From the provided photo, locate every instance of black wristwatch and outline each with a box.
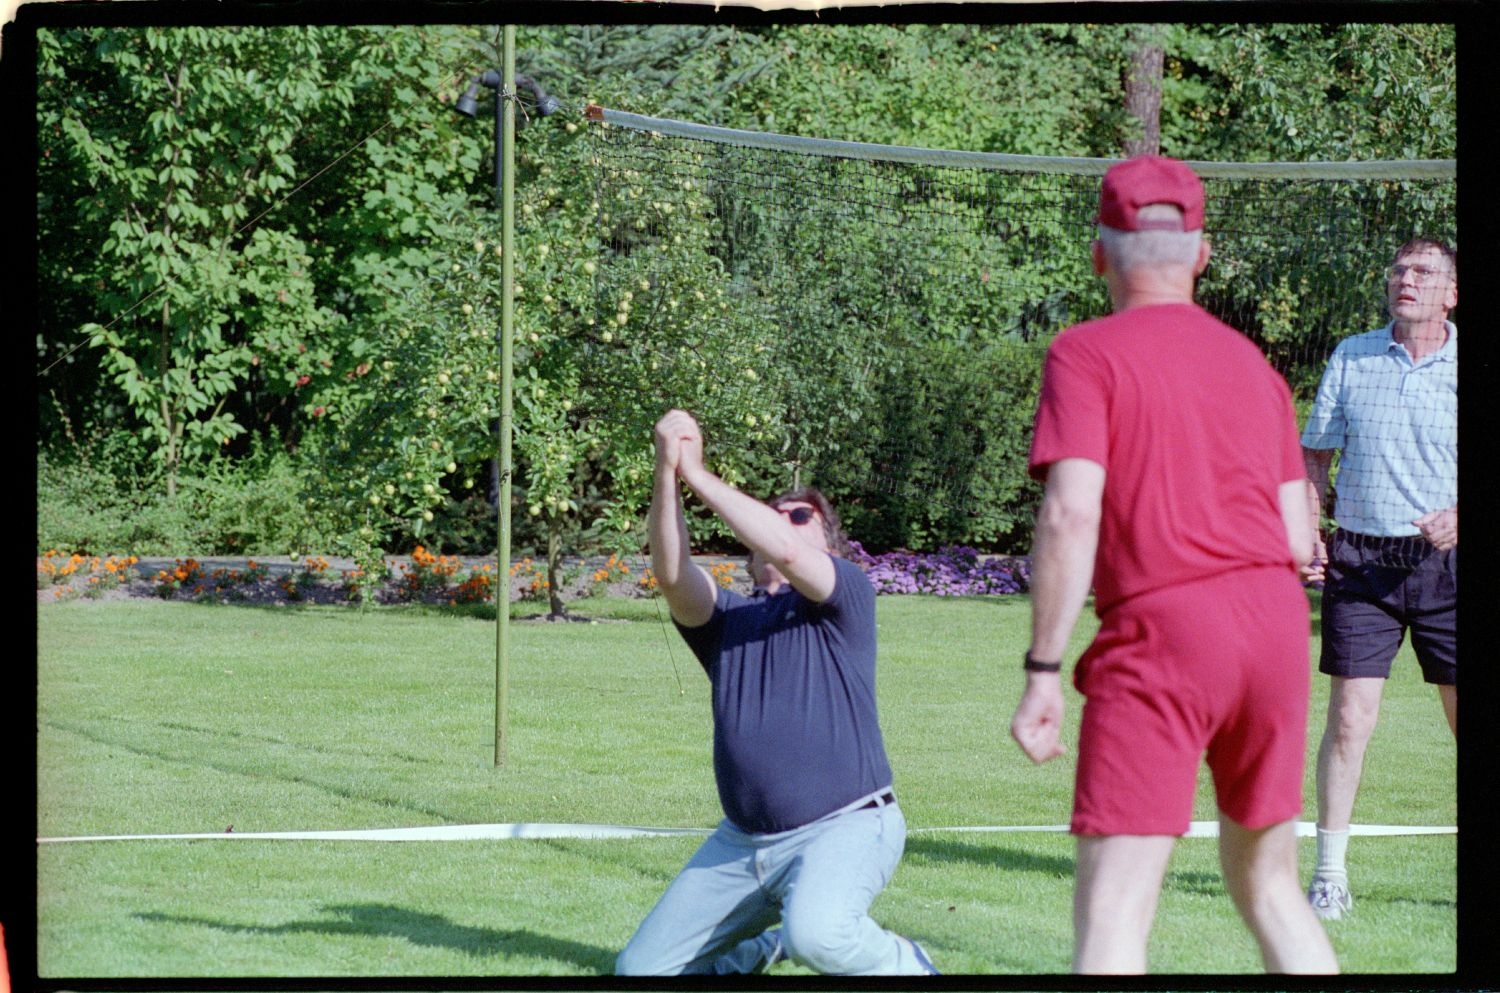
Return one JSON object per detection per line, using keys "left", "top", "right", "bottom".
{"left": 1023, "top": 651, "right": 1062, "bottom": 673}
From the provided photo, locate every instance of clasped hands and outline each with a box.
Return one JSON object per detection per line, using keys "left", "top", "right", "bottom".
{"left": 655, "top": 408, "right": 707, "bottom": 482}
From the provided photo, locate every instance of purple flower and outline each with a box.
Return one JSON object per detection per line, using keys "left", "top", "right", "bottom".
{"left": 853, "top": 545, "right": 1031, "bottom": 597}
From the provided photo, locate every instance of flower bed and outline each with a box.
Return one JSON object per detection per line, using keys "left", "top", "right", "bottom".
{"left": 36, "top": 550, "right": 141, "bottom": 601}
{"left": 849, "top": 541, "right": 1031, "bottom": 597}
{"left": 37, "top": 544, "right": 1033, "bottom": 607}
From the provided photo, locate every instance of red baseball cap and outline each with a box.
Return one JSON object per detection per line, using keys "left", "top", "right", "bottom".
{"left": 1097, "top": 155, "right": 1205, "bottom": 232}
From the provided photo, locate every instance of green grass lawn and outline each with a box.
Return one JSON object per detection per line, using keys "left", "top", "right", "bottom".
{"left": 36, "top": 593, "right": 1456, "bottom": 976}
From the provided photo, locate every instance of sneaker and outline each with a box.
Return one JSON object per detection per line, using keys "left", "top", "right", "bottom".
{"left": 1308, "top": 876, "right": 1353, "bottom": 920}
{"left": 900, "top": 935, "right": 941, "bottom": 976}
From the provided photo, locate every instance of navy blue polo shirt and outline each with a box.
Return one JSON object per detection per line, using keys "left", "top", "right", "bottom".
{"left": 675, "top": 557, "right": 894, "bottom": 834}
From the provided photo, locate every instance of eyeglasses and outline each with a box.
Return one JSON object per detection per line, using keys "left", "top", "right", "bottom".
{"left": 776, "top": 506, "right": 817, "bottom": 525}
{"left": 1386, "top": 263, "right": 1453, "bottom": 283}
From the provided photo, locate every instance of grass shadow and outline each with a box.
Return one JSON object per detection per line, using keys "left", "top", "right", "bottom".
{"left": 1164, "top": 869, "right": 1224, "bottom": 898}
{"left": 137, "top": 903, "right": 615, "bottom": 971}
{"left": 903, "top": 836, "right": 1073, "bottom": 876}
{"left": 1383, "top": 894, "right": 1457, "bottom": 912}
{"left": 46, "top": 716, "right": 462, "bottom": 823}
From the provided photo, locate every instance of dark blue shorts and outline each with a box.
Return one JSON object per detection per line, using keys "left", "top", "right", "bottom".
{"left": 1319, "top": 528, "right": 1456, "bottom": 685}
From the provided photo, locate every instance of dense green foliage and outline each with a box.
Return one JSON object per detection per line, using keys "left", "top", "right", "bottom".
{"left": 36, "top": 435, "right": 343, "bottom": 556}
{"left": 35, "top": 21, "right": 1457, "bottom": 559}
{"left": 38, "top": 27, "right": 357, "bottom": 494}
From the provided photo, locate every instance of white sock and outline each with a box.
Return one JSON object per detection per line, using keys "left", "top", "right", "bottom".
{"left": 1314, "top": 827, "right": 1350, "bottom": 882}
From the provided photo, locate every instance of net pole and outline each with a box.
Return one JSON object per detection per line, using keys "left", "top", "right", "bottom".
{"left": 495, "top": 24, "right": 516, "bottom": 769}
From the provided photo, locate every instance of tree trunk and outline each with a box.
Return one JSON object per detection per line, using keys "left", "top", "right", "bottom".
{"left": 1123, "top": 29, "right": 1164, "bottom": 157}
{"left": 160, "top": 298, "right": 178, "bottom": 500}
{"left": 546, "top": 519, "right": 567, "bottom": 618}
{"left": 160, "top": 61, "right": 188, "bottom": 501}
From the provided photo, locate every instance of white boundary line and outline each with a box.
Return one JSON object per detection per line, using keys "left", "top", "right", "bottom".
{"left": 37, "top": 821, "right": 1455, "bottom": 844}
{"left": 925, "top": 822, "right": 1458, "bottom": 839}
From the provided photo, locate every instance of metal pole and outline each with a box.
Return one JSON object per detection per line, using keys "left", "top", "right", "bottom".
{"left": 495, "top": 25, "right": 516, "bottom": 768}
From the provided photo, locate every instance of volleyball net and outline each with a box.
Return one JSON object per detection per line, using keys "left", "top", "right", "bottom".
{"left": 586, "top": 107, "right": 1455, "bottom": 550}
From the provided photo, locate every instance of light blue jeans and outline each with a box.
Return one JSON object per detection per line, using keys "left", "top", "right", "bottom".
{"left": 615, "top": 794, "right": 929, "bottom": 975}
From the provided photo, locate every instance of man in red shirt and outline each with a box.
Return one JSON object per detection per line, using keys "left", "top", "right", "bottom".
{"left": 1010, "top": 156, "right": 1338, "bottom": 974}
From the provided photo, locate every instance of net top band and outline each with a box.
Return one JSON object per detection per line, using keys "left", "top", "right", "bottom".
{"left": 586, "top": 105, "right": 1456, "bottom": 182}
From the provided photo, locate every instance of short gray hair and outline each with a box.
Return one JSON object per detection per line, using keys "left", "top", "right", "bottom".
{"left": 1097, "top": 204, "right": 1202, "bottom": 273}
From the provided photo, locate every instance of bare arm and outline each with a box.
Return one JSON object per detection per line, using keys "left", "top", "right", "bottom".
{"left": 1279, "top": 479, "right": 1314, "bottom": 568}
{"left": 1028, "top": 458, "right": 1105, "bottom": 663}
{"left": 648, "top": 414, "right": 717, "bottom": 627}
{"left": 1300, "top": 446, "right": 1335, "bottom": 582}
{"left": 1302, "top": 446, "right": 1335, "bottom": 508}
{"left": 1011, "top": 458, "right": 1104, "bottom": 765}
{"left": 665, "top": 410, "right": 838, "bottom": 603}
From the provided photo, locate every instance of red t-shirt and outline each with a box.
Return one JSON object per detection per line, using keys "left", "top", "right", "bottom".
{"left": 1028, "top": 302, "right": 1305, "bottom": 614}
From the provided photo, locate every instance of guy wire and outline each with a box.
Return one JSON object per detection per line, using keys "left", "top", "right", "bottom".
{"left": 649, "top": 573, "right": 686, "bottom": 696}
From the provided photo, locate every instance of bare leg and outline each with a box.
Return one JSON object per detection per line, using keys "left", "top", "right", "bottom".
{"left": 1219, "top": 816, "right": 1339, "bottom": 973}
{"left": 1072, "top": 835, "right": 1176, "bottom": 974}
{"left": 1438, "top": 683, "right": 1456, "bottom": 736}
{"left": 1315, "top": 676, "right": 1385, "bottom": 831}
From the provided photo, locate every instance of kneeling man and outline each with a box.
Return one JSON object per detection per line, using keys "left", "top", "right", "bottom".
{"left": 615, "top": 409, "right": 937, "bottom": 977}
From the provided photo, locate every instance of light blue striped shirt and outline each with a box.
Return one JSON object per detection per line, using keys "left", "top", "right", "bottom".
{"left": 1301, "top": 321, "right": 1457, "bottom": 537}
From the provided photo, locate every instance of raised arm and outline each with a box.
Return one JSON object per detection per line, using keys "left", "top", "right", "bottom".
{"left": 648, "top": 412, "right": 718, "bottom": 627}
{"left": 665, "top": 409, "right": 838, "bottom": 603}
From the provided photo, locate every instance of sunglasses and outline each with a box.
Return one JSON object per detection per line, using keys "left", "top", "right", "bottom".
{"left": 776, "top": 506, "right": 817, "bottom": 525}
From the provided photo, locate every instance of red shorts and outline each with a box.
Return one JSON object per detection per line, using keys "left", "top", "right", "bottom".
{"left": 1071, "top": 566, "right": 1310, "bottom": 836}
